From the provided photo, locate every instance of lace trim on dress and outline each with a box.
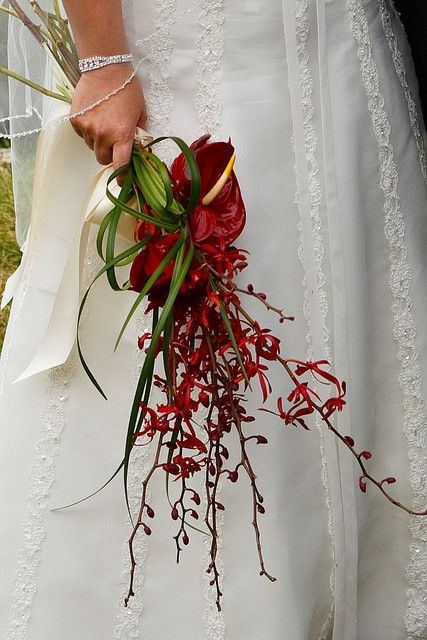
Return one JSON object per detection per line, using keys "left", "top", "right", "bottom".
{"left": 349, "top": 1, "right": 427, "bottom": 637}
{"left": 379, "top": 0, "right": 427, "bottom": 183}
{"left": 0, "top": 225, "right": 97, "bottom": 640}
{"left": 114, "top": 2, "right": 178, "bottom": 636}
{"left": 141, "top": 0, "right": 177, "bottom": 165}
{"left": 195, "top": 1, "right": 226, "bottom": 637}
{"left": 113, "top": 312, "right": 153, "bottom": 639}
{"left": 195, "top": 0, "right": 225, "bottom": 138}
{"left": 293, "top": 2, "right": 336, "bottom": 637}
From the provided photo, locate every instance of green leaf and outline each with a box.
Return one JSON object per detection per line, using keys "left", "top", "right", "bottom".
{"left": 146, "top": 137, "right": 201, "bottom": 215}
{"left": 122, "top": 235, "right": 195, "bottom": 517}
{"left": 113, "top": 233, "right": 185, "bottom": 352}
{"left": 77, "top": 239, "right": 148, "bottom": 398}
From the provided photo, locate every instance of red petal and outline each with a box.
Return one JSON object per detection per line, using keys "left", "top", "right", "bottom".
{"left": 130, "top": 251, "right": 147, "bottom": 292}
{"left": 189, "top": 205, "right": 217, "bottom": 243}
{"left": 195, "top": 140, "right": 235, "bottom": 196}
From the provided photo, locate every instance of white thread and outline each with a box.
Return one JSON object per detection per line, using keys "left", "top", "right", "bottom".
{"left": 379, "top": 0, "right": 427, "bottom": 182}
{"left": 349, "top": 1, "right": 427, "bottom": 637}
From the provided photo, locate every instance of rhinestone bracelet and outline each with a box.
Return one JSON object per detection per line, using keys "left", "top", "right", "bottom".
{"left": 78, "top": 53, "right": 134, "bottom": 73}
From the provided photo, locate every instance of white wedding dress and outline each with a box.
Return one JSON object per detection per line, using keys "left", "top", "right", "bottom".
{"left": 1, "top": 1, "right": 427, "bottom": 638}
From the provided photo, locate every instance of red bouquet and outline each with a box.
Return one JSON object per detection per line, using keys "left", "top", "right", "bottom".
{"left": 75, "top": 133, "right": 426, "bottom": 611}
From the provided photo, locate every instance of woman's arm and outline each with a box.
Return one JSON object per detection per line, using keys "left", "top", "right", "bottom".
{"left": 63, "top": 0, "right": 147, "bottom": 171}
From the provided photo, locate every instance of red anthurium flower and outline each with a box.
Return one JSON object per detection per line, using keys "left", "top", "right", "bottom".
{"left": 170, "top": 135, "right": 246, "bottom": 249}
{"left": 130, "top": 231, "right": 180, "bottom": 295}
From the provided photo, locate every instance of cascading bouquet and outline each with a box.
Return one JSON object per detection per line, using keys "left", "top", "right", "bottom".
{"left": 74, "top": 133, "right": 427, "bottom": 610}
{"left": 1, "top": 0, "right": 426, "bottom": 614}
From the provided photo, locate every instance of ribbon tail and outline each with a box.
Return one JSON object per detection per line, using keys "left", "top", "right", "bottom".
{"left": 13, "top": 221, "right": 86, "bottom": 383}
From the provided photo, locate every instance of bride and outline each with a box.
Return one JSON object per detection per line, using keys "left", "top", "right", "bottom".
{"left": 0, "top": 0, "right": 426, "bottom": 638}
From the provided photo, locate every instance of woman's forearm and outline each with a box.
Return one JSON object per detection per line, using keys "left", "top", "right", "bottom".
{"left": 63, "top": 0, "right": 147, "bottom": 172}
{"left": 62, "top": 0, "right": 129, "bottom": 58}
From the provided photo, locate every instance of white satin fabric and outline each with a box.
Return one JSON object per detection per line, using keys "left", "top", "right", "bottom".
{"left": 1, "top": 1, "right": 427, "bottom": 638}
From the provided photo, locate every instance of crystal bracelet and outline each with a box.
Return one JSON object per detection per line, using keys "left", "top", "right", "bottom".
{"left": 78, "top": 54, "right": 134, "bottom": 73}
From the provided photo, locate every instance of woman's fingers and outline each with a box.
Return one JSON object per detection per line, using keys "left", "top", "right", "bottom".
{"left": 94, "top": 139, "right": 113, "bottom": 165}
{"left": 112, "top": 138, "right": 134, "bottom": 171}
{"left": 113, "top": 138, "right": 134, "bottom": 185}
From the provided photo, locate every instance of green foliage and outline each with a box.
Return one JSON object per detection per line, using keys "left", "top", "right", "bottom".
{"left": 0, "top": 163, "right": 19, "bottom": 350}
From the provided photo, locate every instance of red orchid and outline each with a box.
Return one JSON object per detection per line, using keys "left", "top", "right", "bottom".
{"left": 171, "top": 134, "right": 246, "bottom": 249}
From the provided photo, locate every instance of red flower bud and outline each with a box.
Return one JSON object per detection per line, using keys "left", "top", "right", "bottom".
{"left": 191, "top": 492, "right": 201, "bottom": 505}
{"left": 359, "top": 451, "right": 372, "bottom": 460}
{"left": 146, "top": 506, "right": 155, "bottom": 518}
{"left": 190, "top": 509, "right": 199, "bottom": 519}
{"left": 171, "top": 507, "right": 179, "bottom": 520}
{"left": 257, "top": 504, "right": 265, "bottom": 514}
{"left": 182, "top": 533, "right": 189, "bottom": 545}
{"left": 359, "top": 476, "right": 367, "bottom": 493}
{"left": 344, "top": 436, "right": 355, "bottom": 447}
{"left": 216, "top": 502, "right": 225, "bottom": 511}
{"left": 142, "top": 523, "right": 152, "bottom": 535}
{"left": 228, "top": 470, "right": 239, "bottom": 482}
{"left": 256, "top": 435, "right": 268, "bottom": 444}
{"left": 382, "top": 477, "right": 396, "bottom": 485}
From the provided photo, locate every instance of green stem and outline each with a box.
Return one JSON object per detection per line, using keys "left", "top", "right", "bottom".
{"left": 0, "top": 65, "right": 70, "bottom": 102}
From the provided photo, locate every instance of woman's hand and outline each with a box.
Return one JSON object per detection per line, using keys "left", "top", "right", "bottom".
{"left": 70, "top": 63, "right": 148, "bottom": 176}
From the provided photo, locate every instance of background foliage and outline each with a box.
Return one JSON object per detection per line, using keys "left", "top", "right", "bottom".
{"left": 0, "top": 163, "right": 20, "bottom": 349}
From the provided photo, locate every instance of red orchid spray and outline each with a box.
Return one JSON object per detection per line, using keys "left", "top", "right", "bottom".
{"left": 73, "top": 134, "right": 427, "bottom": 611}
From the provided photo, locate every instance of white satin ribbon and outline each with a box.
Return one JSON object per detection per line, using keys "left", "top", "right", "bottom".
{"left": 1, "top": 117, "right": 141, "bottom": 383}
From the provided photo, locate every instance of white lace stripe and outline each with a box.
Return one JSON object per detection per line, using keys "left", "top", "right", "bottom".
{"left": 348, "top": 1, "right": 427, "bottom": 637}
{"left": 0, "top": 225, "right": 97, "bottom": 640}
{"left": 194, "top": 1, "right": 227, "bottom": 637}
{"left": 379, "top": 0, "right": 427, "bottom": 183}
{"left": 113, "top": 1, "right": 178, "bottom": 637}
{"left": 292, "top": 1, "right": 338, "bottom": 637}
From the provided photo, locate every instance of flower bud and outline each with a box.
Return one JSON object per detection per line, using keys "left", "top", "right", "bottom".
{"left": 228, "top": 470, "right": 239, "bottom": 482}
{"left": 171, "top": 507, "right": 179, "bottom": 520}
{"left": 359, "top": 451, "right": 372, "bottom": 460}
{"left": 216, "top": 502, "right": 225, "bottom": 510}
{"left": 191, "top": 492, "right": 201, "bottom": 505}
{"left": 256, "top": 435, "right": 268, "bottom": 444}
{"left": 344, "top": 436, "right": 355, "bottom": 447}
{"left": 257, "top": 504, "right": 265, "bottom": 514}
{"left": 359, "top": 476, "right": 367, "bottom": 493}
{"left": 146, "top": 506, "right": 155, "bottom": 518}
{"left": 142, "top": 523, "right": 152, "bottom": 535}
{"left": 182, "top": 533, "right": 189, "bottom": 545}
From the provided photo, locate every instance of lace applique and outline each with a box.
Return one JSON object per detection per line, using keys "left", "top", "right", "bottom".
{"left": 113, "top": 311, "right": 153, "bottom": 639}
{"left": 140, "top": 0, "right": 177, "bottom": 165}
{"left": 195, "top": 0, "right": 225, "bottom": 138}
{"left": 1, "top": 225, "right": 98, "bottom": 640}
{"left": 114, "top": 2, "right": 178, "bottom": 636}
{"left": 379, "top": 0, "right": 427, "bottom": 182}
{"left": 349, "top": 1, "right": 427, "bottom": 636}
{"left": 194, "top": 2, "right": 226, "bottom": 637}
{"left": 293, "top": 3, "right": 336, "bottom": 637}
